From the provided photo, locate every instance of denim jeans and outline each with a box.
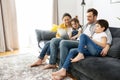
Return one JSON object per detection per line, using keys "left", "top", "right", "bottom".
{"left": 62, "top": 34, "right": 103, "bottom": 70}
{"left": 78, "top": 34, "right": 103, "bottom": 56}
{"left": 49, "top": 38, "right": 63, "bottom": 65}
{"left": 62, "top": 48, "right": 78, "bottom": 70}
{"left": 38, "top": 41, "right": 50, "bottom": 60}
{"left": 59, "top": 40, "right": 79, "bottom": 69}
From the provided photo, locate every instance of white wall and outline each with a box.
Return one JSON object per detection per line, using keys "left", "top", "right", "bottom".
{"left": 58, "top": 0, "right": 120, "bottom": 27}
{"left": 92, "top": 0, "right": 120, "bottom": 27}
{"left": 76, "top": 0, "right": 93, "bottom": 25}
{"left": 58, "top": 0, "right": 93, "bottom": 25}
{"left": 58, "top": 0, "right": 77, "bottom": 24}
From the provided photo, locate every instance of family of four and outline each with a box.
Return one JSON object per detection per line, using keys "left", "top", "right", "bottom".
{"left": 31, "top": 8, "right": 112, "bottom": 80}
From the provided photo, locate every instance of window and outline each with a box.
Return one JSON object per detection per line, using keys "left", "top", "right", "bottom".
{"left": 15, "top": 0, "right": 53, "bottom": 49}
{"left": 111, "top": 0, "right": 120, "bottom": 3}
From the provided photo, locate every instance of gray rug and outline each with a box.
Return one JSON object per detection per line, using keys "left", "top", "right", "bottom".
{"left": 0, "top": 52, "right": 72, "bottom": 80}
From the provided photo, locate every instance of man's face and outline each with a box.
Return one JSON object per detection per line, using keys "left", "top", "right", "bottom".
{"left": 86, "top": 12, "right": 96, "bottom": 24}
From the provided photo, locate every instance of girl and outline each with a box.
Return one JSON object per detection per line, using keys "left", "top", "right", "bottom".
{"left": 69, "top": 18, "right": 82, "bottom": 40}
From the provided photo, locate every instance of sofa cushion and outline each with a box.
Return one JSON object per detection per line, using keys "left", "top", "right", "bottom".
{"left": 107, "top": 27, "right": 120, "bottom": 58}
{"left": 72, "top": 57, "right": 120, "bottom": 80}
{"left": 109, "top": 27, "right": 120, "bottom": 38}
{"left": 107, "top": 38, "right": 120, "bottom": 58}
{"left": 70, "top": 66, "right": 92, "bottom": 80}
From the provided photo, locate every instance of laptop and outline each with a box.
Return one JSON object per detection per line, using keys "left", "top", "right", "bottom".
{"left": 57, "top": 28, "right": 69, "bottom": 40}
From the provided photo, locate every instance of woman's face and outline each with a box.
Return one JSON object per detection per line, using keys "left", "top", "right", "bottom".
{"left": 71, "top": 21, "right": 79, "bottom": 29}
{"left": 62, "top": 16, "right": 71, "bottom": 26}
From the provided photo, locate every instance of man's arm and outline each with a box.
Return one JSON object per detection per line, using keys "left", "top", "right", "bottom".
{"left": 105, "top": 28, "right": 112, "bottom": 45}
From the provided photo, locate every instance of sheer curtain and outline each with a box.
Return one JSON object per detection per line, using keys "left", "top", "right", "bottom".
{"left": 0, "top": 0, "right": 19, "bottom": 52}
{"left": 15, "top": 0, "right": 53, "bottom": 48}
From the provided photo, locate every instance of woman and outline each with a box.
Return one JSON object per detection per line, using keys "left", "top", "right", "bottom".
{"left": 31, "top": 13, "right": 72, "bottom": 67}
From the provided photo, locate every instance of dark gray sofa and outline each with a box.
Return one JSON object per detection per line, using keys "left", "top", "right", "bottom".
{"left": 35, "top": 27, "right": 120, "bottom": 80}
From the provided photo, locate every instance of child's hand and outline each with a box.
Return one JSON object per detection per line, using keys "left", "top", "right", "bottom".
{"left": 100, "top": 44, "right": 110, "bottom": 57}
{"left": 70, "top": 37, "right": 76, "bottom": 40}
{"left": 100, "top": 46, "right": 109, "bottom": 56}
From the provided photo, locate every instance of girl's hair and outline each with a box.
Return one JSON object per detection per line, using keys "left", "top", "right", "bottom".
{"left": 70, "top": 18, "right": 81, "bottom": 27}
{"left": 96, "top": 19, "right": 109, "bottom": 31}
{"left": 62, "top": 13, "right": 72, "bottom": 19}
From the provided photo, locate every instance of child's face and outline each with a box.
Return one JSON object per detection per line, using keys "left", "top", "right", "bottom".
{"left": 95, "top": 23, "right": 105, "bottom": 33}
{"left": 62, "top": 16, "right": 71, "bottom": 26}
{"left": 71, "top": 21, "right": 79, "bottom": 29}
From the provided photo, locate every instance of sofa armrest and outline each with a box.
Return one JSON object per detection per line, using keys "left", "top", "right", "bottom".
{"left": 35, "top": 29, "right": 56, "bottom": 48}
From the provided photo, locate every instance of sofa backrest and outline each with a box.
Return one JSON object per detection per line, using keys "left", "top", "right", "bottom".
{"left": 107, "top": 27, "right": 120, "bottom": 58}
{"left": 35, "top": 29, "right": 56, "bottom": 42}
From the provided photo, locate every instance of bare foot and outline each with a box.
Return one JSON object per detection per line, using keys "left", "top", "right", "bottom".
{"left": 52, "top": 68, "right": 66, "bottom": 77}
{"left": 30, "top": 59, "right": 42, "bottom": 67}
{"left": 43, "top": 64, "right": 57, "bottom": 69}
{"left": 42, "top": 55, "right": 49, "bottom": 62}
{"left": 71, "top": 53, "right": 84, "bottom": 62}
{"left": 52, "top": 75, "right": 65, "bottom": 80}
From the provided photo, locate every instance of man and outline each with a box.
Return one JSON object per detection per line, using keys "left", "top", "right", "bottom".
{"left": 44, "top": 8, "right": 112, "bottom": 69}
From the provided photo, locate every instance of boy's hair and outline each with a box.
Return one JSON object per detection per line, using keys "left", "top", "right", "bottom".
{"left": 87, "top": 8, "right": 98, "bottom": 16}
{"left": 62, "top": 13, "right": 72, "bottom": 19}
{"left": 96, "top": 19, "right": 109, "bottom": 31}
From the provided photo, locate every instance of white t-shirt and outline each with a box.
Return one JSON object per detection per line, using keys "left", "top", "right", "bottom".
{"left": 92, "top": 32, "right": 107, "bottom": 42}
{"left": 75, "top": 28, "right": 82, "bottom": 40}
{"left": 83, "top": 25, "right": 91, "bottom": 37}
{"left": 66, "top": 27, "right": 72, "bottom": 36}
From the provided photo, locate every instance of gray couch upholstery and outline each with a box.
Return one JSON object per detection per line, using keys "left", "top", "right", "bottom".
{"left": 35, "top": 27, "right": 120, "bottom": 80}
{"left": 35, "top": 29, "right": 56, "bottom": 49}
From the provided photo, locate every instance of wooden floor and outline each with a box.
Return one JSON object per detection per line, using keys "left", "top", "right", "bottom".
{"left": 0, "top": 50, "right": 19, "bottom": 56}
{"left": 0, "top": 47, "right": 37, "bottom": 57}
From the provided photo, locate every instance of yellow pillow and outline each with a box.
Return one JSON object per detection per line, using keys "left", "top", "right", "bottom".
{"left": 51, "top": 24, "right": 59, "bottom": 32}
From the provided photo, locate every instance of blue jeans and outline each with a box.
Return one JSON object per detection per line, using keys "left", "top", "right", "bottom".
{"left": 59, "top": 40, "right": 79, "bottom": 69}
{"left": 62, "top": 34, "right": 103, "bottom": 70}
{"left": 78, "top": 34, "right": 103, "bottom": 56}
{"left": 62, "top": 48, "right": 78, "bottom": 70}
{"left": 38, "top": 41, "right": 50, "bottom": 60}
{"left": 49, "top": 38, "right": 63, "bottom": 65}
